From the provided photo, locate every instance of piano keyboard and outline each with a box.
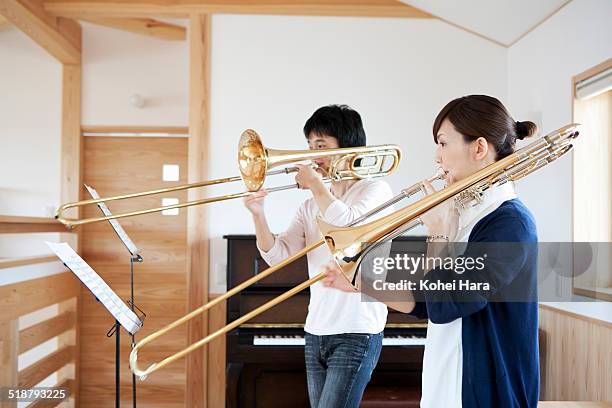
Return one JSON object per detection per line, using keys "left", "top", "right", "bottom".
{"left": 253, "top": 335, "right": 425, "bottom": 346}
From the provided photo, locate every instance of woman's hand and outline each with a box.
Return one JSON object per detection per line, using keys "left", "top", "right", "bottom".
{"left": 419, "top": 180, "right": 459, "bottom": 238}
{"left": 295, "top": 164, "right": 325, "bottom": 191}
{"left": 321, "top": 261, "right": 359, "bottom": 292}
{"left": 243, "top": 190, "right": 267, "bottom": 217}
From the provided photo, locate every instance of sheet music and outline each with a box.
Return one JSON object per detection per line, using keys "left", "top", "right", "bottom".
{"left": 46, "top": 242, "right": 142, "bottom": 335}
{"left": 85, "top": 184, "right": 140, "bottom": 258}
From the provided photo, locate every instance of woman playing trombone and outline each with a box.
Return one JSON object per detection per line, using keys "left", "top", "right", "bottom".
{"left": 323, "top": 95, "right": 540, "bottom": 408}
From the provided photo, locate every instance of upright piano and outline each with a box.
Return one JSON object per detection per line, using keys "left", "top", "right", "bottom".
{"left": 225, "top": 235, "right": 427, "bottom": 407}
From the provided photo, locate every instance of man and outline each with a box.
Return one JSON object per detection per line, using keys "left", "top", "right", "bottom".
{"left": 244, "top": 104, "right": 394, "bottom": 408}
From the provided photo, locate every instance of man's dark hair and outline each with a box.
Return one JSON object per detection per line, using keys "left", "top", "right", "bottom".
{"left": 303, "top": 104, "right": 366, "bottom": 147}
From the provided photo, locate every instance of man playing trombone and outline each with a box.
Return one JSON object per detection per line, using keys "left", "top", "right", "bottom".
{"left": 244, "top": 104, "right": 394, "bottom": 408}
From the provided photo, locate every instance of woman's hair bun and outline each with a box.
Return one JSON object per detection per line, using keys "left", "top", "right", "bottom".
{"left": 515, "top": 120, "right": 538, "bottom": 140}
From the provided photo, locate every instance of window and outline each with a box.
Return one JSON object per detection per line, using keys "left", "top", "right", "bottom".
{"left": 572, "top": 59, "right": 612, "bottom": 300}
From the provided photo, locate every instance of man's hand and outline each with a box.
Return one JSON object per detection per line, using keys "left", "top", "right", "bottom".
{"left": 321, "top": 261, "right": 359, "bottom": 292}
{"left": 243, "top": 190, "right": 267, "bottom": 217}
{"left": 295, "top": 164, "right": 325, "bottom": 191}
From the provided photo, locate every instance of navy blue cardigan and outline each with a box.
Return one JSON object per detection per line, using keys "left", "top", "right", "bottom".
{"left": 411, "top": 198, "right": 540, "bottom": 407}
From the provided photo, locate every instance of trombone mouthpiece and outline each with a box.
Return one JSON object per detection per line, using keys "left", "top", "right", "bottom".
{"left": 428, "top": 167, "right": 447, "bottom": 183}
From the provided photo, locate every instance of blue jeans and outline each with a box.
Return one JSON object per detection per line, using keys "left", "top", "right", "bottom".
{"left": 304, "top": 332, "right": 383, "bottom": 408}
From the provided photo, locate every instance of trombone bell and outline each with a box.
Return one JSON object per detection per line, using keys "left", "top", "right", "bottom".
{"left": 238, "top": 129, "right": 269, "bottom": 192}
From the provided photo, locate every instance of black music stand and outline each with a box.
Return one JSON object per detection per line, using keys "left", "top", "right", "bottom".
{"left": 85, "top": 185, "right": 145, "bottom": 408}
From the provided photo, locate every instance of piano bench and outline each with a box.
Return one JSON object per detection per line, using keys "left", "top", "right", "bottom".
{"left": 361, "top": 387, "right": 421, "bottom": 407}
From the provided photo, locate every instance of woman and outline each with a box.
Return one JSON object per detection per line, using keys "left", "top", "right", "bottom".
{"left": 323, "top": 95, "right": 540, "bottom": 407}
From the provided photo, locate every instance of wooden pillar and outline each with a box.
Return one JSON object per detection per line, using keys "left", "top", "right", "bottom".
{"left": 60, "top": 63, "right": 82, "bottom": 233}
{"left": 0, "top": 319, "right": 18, "bottom": 408}
{"left": 59, "top": 62, "right": 81, "bottom": 407}
{"left": 187, "top": 13, "right": 211, "bottom": 407}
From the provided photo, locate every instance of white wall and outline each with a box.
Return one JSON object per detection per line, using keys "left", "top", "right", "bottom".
{"left": 207, "top": 14, "right": 507, "bottom": 292}
{"left": 507, "top": 0, "right": 612, "bottom": 242}
{"left": 0, "top": 29, "right": 62, "bottom": 218}
{"left": 81, "top": 22, "right": 188, "bottom": 126}
{"left": 507, "top": 0, "right": 612, "bottom": 321}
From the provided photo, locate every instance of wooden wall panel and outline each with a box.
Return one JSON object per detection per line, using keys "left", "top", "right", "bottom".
{"left": 81, "top": 136, "right": 188, "bottom": 407}
{"left": 539, "top": 304, "right": 612, "bottom": 401}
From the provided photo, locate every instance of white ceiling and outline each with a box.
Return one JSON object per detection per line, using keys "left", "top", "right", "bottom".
{"left": 400, "top": 0, "right": 571, "bottom": 46}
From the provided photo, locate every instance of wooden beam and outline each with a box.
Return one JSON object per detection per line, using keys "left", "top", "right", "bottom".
{"left": 19, "top": 311, "right": 75, "bottom": 353}
{"left": 18, "top": 346, "right": 74, "bottom": 389}
{"left": 0, "top": 215, "right": 69, "bottom": 233}
{"left": 59, "top": 63, "right": 81, "bottom": 407}
{"left": 0, "top": 222, "right": 66, "bottom": 233}
{"left": 43, "top": 0, "right": 433, "bottom": 19}
{"left": 0, "top": 0, "right": 81, "bottom": 63}
{"left": 0, "top": 273, "right": 80, "bottom": 321}
{"left": 0, "top": 255, "right": 58, "bottom": 269}
{"left": 59, "top": 63, "right": 82, "bottom": 239}
{"left": 186, "top": 13, "right": 210, "bottom": 408}
{"left": 0, "top": 215, "right": 58, "bottom": 223}
{"left": 81, "top": 17, "right": 185, "bottom": 40}
{"left": 82, "top": 125, "right": 189, "bottom": 134}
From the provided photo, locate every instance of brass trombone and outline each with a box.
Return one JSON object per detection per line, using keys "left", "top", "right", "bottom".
{"left": 55, "top": 129, "right": 402, "bottom": 227}
{"left": 320, "top": 123, "right": 579, "bottom": 283}
{"left": 129, "top": 124, "right": 580, "bottom": 380}
{"left": 129, "top": 169, "right": 446, "bottom": 380}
